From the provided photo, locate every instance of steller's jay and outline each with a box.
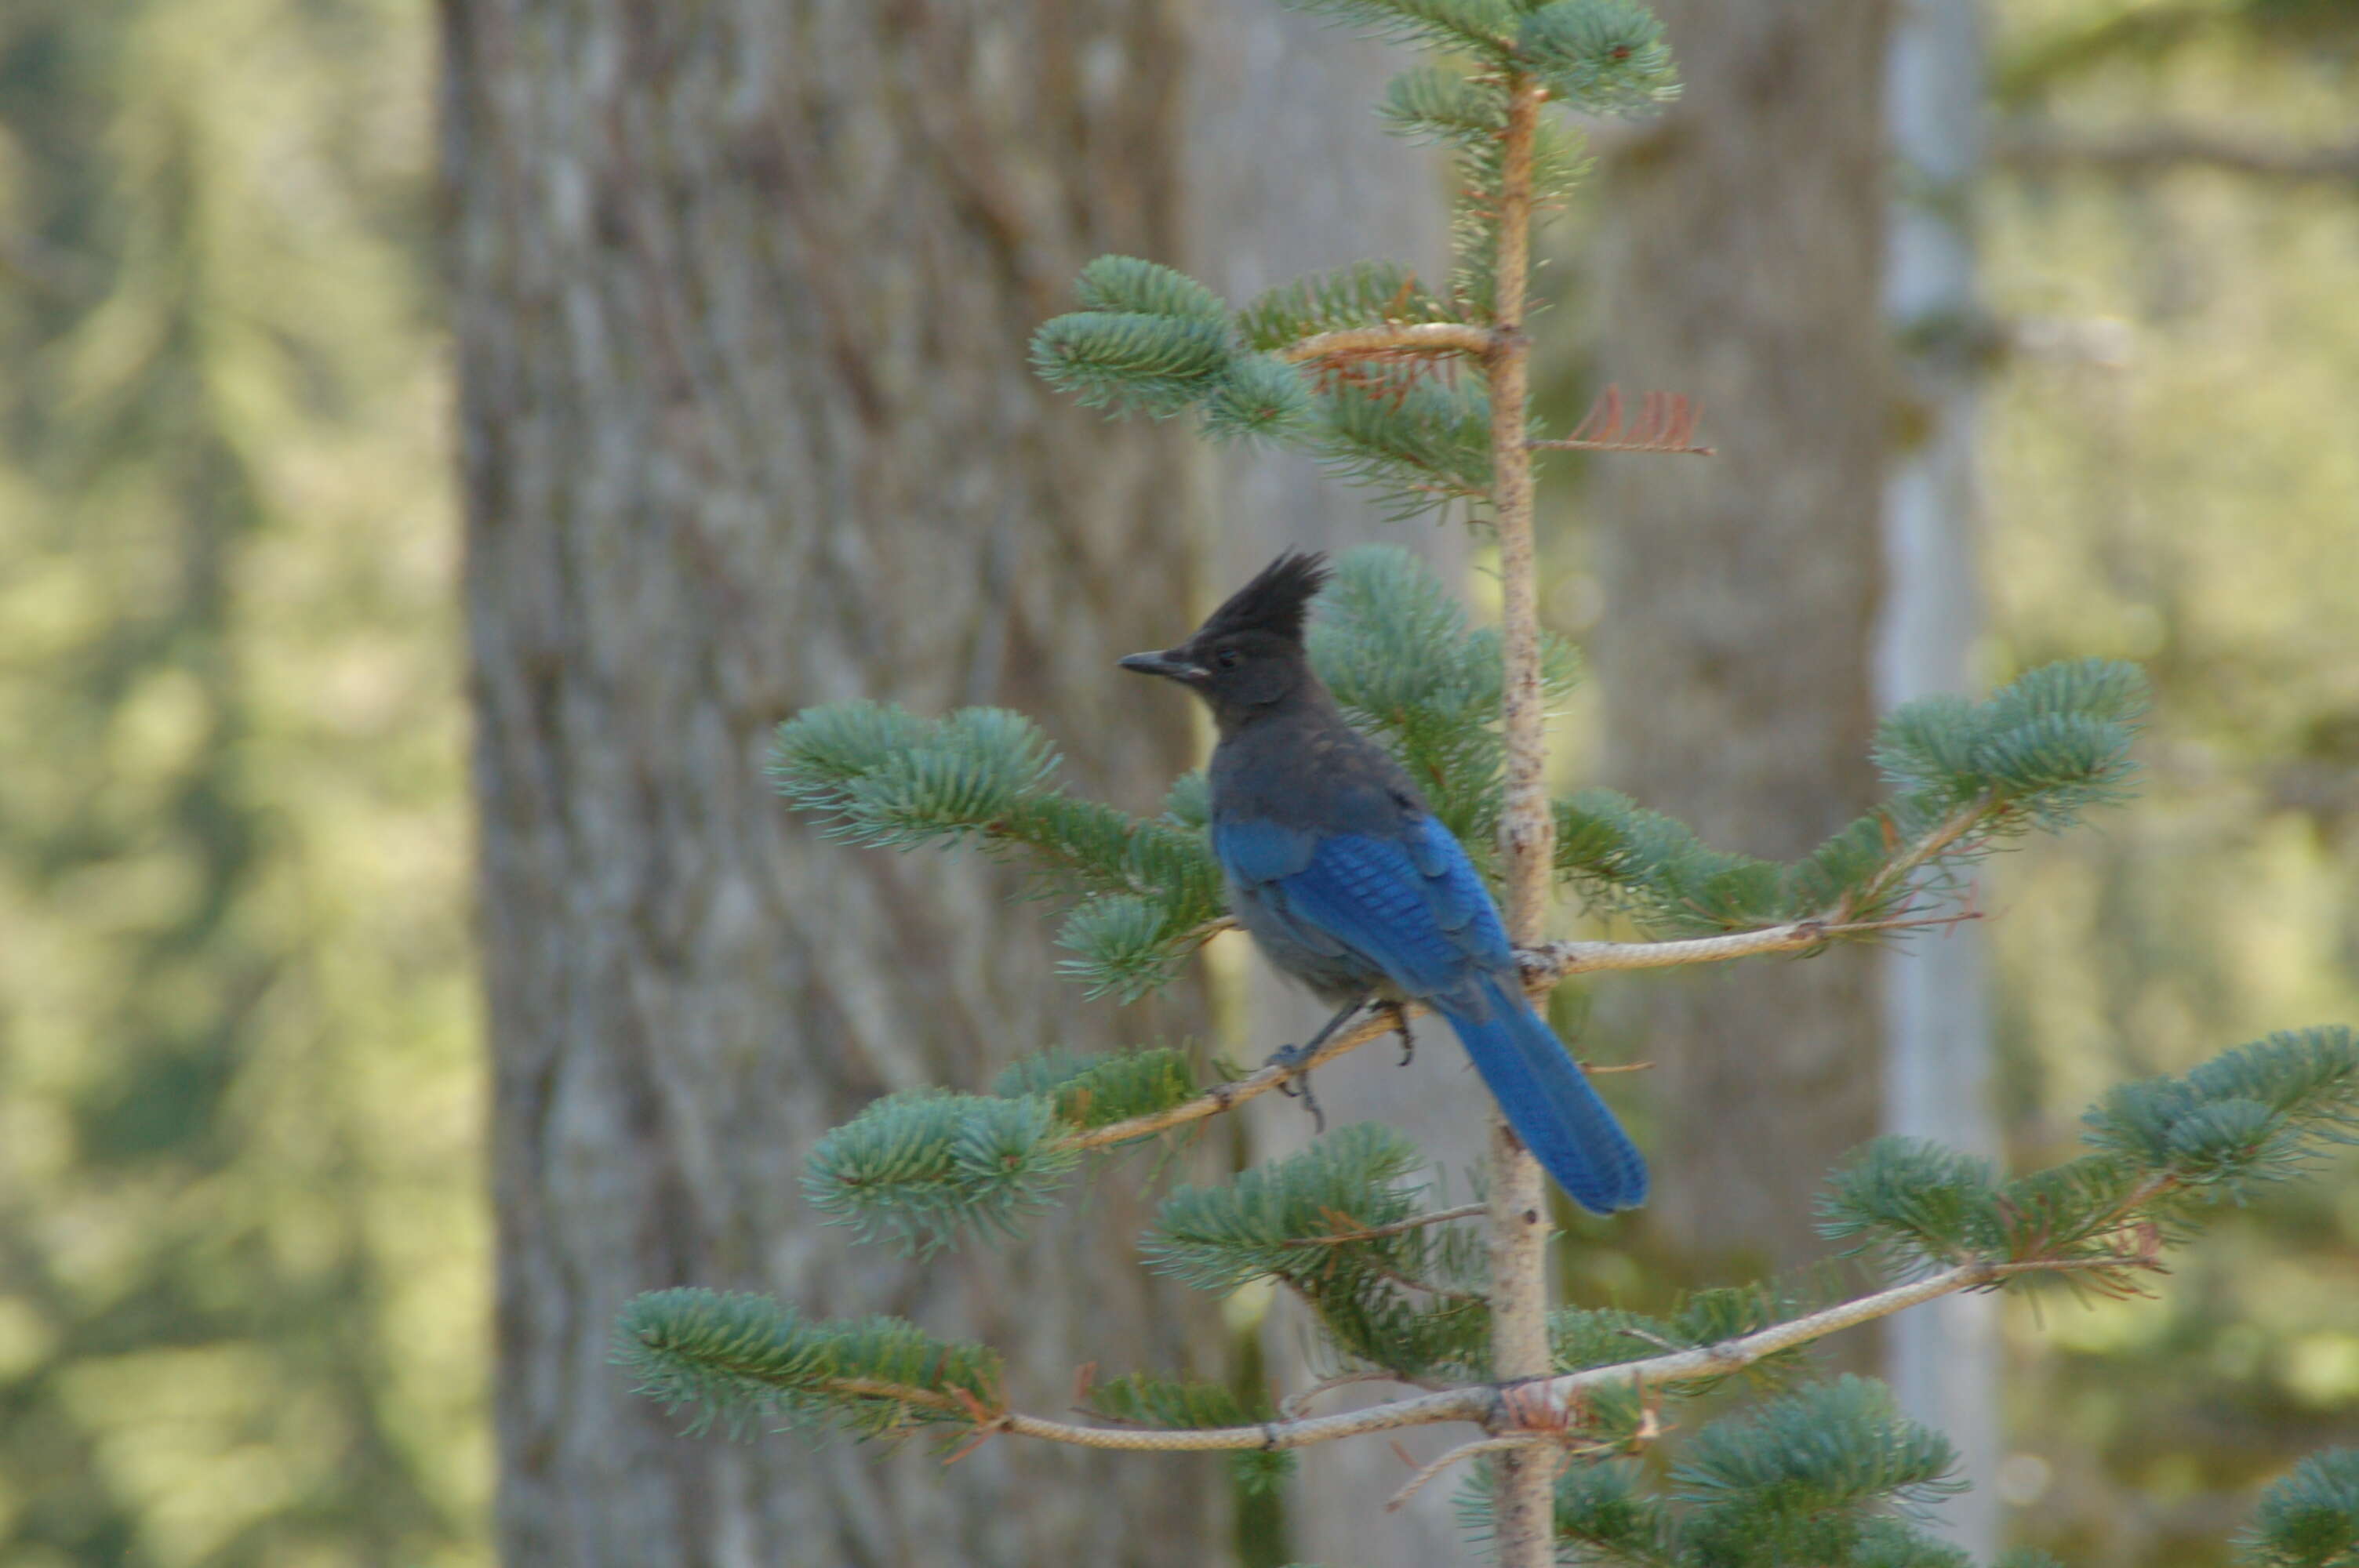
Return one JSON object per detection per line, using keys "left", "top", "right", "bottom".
{"left": 1120, "top": 551, "right": 1648, "bottom": 1215}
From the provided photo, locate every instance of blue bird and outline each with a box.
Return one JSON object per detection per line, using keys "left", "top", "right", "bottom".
{"left": 1120, "top": 551, "right": 1647, "bottom": 1215}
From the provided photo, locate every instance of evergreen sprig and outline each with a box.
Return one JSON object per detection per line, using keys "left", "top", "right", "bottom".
{"left": 1468, "top": 1389, "right": 2359, "bottom": 1568}
{"left": 1237, "top": 259, "right": 1456, "bottom": 351}
{"left": 1314, "top": 366, "right": 1499, "bottom": 515}
{"left": 616, "top": 1289, "right": 1002, "bottom": 1444}
{"left": 1310, "top": 544, "right": 1579, "bottom": 849}
{"left": 1279, "top": 0, "right": 1519, "bottom": 58}
{"left": 801, "top": 1090, "right": 1081, "bottom": 1257}
{"left": 1030, "top": 310, "right": 1235, "bottom": 417}
{"left": 799, "top": 1046, "right": 1207, "bottom": 1258}
{"left": 1672, "top": 1377, "right": 1963, "bottom": 1568}
{"left": 2081, "top": 1026, "right": 2359, "bottom": 1191}
{"left": 1072, "top": 254, "right": 1229, "bottom": 322}
{"left": 2239, "top": 1447, "right": 2359, "bottom": 1568}
{"left": 1517, "top": 0, "right": 1681, "bottom": 114}
{"left": 1459, "top": 1377, "right": 1965, "bottom": 1566}
{"left": 1549, "top": 1461, "right": 1681, "bottom": 1566}
{"left": 1558, "top": 659, "right": 2148, "bottom": 936}
{"left": 1819, "top": 1026, "right": 2359, "bottom": 1283}
{"left": 1370, "top": 60, "right": 1596, "bottom": 317}
{"left": 1551, "top": 1276, "right": 1823, "bottom": 1388}
{"left": 769, "top": 702, "right": 1223, "bottom": 997}
{"left": 1143, "top": 1123, "right": 1492, "bottom": 1377}
{"left": 992, "top": 1045, "right": 1201, "bottom": 1132}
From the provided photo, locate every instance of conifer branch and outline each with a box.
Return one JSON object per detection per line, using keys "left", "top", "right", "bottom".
{"left": 633, "top": 1254, "right": 2121, "bottom": 1461}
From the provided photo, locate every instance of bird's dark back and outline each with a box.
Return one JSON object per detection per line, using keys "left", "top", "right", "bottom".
{"left": 1207, "top": 680, "right": 1430, "bottom": 839}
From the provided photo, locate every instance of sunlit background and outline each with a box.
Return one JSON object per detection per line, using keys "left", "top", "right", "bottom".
{"left": 0, "top": 0, "right": 2351, "bottom": 1563}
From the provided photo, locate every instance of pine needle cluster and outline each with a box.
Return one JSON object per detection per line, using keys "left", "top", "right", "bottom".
{"left": 1558, "top": 658, "right": 2147, "bottom": 936}
{"left": 770, "top": 701, "right": 1222, "bottom": 997}
{"left": 1508, "top": 1427, "right": 2359, "bottom": 1568}
{"left": 1820, "top": 1026, "right": 2358, "bottom": 1289}
{"left": 798, "top": 1046, "right": 1206, "bottom": 1258}
{"left": 1145, "top": 1123, "right": 1492, "bottom": 1378}
{"left": 619, "top": 1289, "right": 1002, "bottom": 1445}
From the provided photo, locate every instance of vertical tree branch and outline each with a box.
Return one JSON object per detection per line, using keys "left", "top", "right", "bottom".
{"left": 1485, "top": 70, "right": 1560, "bottom": 1568}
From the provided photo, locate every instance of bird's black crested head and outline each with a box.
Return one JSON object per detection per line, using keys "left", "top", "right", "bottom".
{"left": 1118, "top": 550, "right": 1331, "bottom": 728}
{"left": 1194, "top": 550, "right": 1329, "bottom": 648}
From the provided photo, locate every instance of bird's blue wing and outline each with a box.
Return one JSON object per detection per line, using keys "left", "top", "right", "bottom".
{"left": 1211, "top": 816, "right": 1319, "bottom": 884}
{"left": 1243, "top": 818, "right": 1512, "bottom": 998}
{"left": 1401, "top": 816, "right": 1513, "bottom": 967}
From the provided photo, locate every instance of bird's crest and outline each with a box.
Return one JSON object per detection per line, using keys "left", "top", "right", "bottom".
{"left": 1195, "top": 550, "right": 1329, "bottom": 646}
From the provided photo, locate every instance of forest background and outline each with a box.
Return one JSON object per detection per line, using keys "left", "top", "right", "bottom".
{"left": 0, "top": 0, "right": 2354, "bottom": 1565}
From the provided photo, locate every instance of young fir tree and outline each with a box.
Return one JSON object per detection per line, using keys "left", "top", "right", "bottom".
{"left": 616, "top": 2, "right": 2359, "bottom": 1563}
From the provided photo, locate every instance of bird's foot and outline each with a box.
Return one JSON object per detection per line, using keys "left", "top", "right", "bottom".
{"left": 1382, "top": 1002, "right": 1415, "bottom": 1066}
{"left": 1265, "top": 1044, "right": 1326, "bottom": 1134}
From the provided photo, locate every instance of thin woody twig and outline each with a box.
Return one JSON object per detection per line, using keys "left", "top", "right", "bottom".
{"left": 1387, "top": 1436, "right": 1550, "bottom": 1512}
{"left": 1279, "top": 1370, "right": 1438, "bottom": 1421}
{"left": 1280, "top": 1203, "right": 1488, "bottom": 1247}
{"left": 1280, "top": 322, "right": 1496, "bottom": 363}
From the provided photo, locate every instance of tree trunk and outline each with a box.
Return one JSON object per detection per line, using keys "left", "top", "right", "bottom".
{"left": 1587, "top": 0, "right": 1894, "bottom": 1279}
{"left": 1881, "top": 0, "right": 1999, "bottom": 1547}
{"left": 442, "top": 4, "right": 1227, "bottom": 1563}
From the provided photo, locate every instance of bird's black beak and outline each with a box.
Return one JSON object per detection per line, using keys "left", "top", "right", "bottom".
{"left": 1118, "top": 648, "right": 1205, "bottom": 683}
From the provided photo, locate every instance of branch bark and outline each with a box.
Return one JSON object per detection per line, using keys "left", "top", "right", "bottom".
{"left": 1281, "top": 321, "right": 1496, "bottom": 362}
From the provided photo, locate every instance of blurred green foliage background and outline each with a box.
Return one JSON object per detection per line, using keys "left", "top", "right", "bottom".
{"left": 0, "top": 0, "right": 2349, "bottom": 1563}
{"left": 1980, "top": 2, "right": 2359, "bottom": 1560}
{"left": 0, "top": 0, "right": 485, "bottom": 1563}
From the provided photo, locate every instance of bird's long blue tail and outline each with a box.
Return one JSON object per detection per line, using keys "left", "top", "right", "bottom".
{"left": 1439, "top": 976, "right": 1648, "bottom": 1214}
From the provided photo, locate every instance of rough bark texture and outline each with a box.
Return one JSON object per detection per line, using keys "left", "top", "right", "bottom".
{"left": 1588, "top": 0, "right": 1894, "bottom": 1276}
{"left": 442, "top": 4, "right": 1228, "bottom": 1563}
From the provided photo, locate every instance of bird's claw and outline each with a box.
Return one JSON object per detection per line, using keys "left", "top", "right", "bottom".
{"left": 1265, "top": 1044, "right": 1327, "bottom": 1134}
{"left": 1383, "top": 1003, "right": 1415, "bottom": 1066}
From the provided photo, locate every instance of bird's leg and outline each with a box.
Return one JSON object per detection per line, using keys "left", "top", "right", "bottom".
{"left": 1382, "top": 1001, "right": 1415, "bottom": 1066}
{"left": 1267, "top": 991, "right": 1372, "bottom": 1136}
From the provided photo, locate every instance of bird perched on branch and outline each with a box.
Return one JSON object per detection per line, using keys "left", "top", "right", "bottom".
{"left": 1120, "top": 551, "right": 1648, "bottom": 1214}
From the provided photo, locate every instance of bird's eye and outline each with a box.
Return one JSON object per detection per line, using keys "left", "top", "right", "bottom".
{"left": 1215, "top": 648, "right": 1241, "bottom": 670}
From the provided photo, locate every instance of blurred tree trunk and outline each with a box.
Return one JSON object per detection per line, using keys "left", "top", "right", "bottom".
{"left": 1881, "top": 0, "right": 1998, "bottom": 1547}
{"left": 1587, "top": 0, "right": 1894, "bottom": 1280}
{"left": 442, "top": 5, "right": 1228, "bottom": 1564}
